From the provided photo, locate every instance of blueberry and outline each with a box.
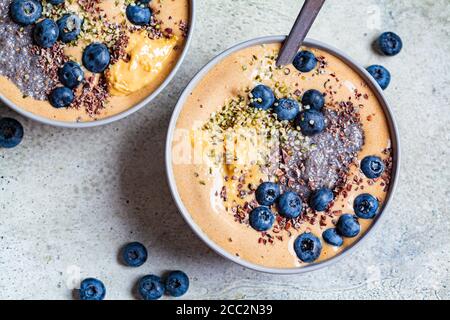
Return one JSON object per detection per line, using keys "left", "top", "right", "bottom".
{"left": 79, "top": 278, "right": 106, "bottom": 300}
{"left": 0, "top": 118, "right": 24, "bottom": 149}
{"left": 82, "top": 42, "right": 111, "bottom": 73}
{"left": 122, "top": 242, "right": 148, "bottom": 267}
{"left": 277, "top": 191, "right": 302, "bottom": 219}
{"left": 293, "top": 50, "right": 317, "bottom": 72}
{"left": 273, "top": 98, "right": 299, "bottom": 121}
{"left": 255, "top": 182, "right": 280, "bottom": 206}
{"left": 361, "top": 155, "right": 385, "bottom": 179}
{"left": 354, "top": 193, "right": 379, "bottom": 219}
{"left": 165, "top": 271, "right": 189, "bottom": 297}
{"left": 58, "top": 61, "right": 84, "bottom": 89}
{"left": 126, "top": 4, "right": 152, "bottom": 26}
{"left": 48, "top": 0, "right": 64, "bottom": 5}
{"left": 49, "top": 87, "right": 74, "bottom": 108}
{"left": 309, "top": 188, "right": 334, "bottom": 212}
{"left": 57, "top": 14, "right": 82, "bottom": 43}
{"left": 294, "top": 233, "right": 322, "bottom": 263}
{"left": 137, "top": 0, "right": 151, "bottom": 4}
{"left": 249, "top": 206, "right": 275, "bottom": 231}
{"left": 296, "top": 110, "right": 326, "bottom": 136}
{"left": 366, "top": 65, "right": 391, "bottom": 90}
{"left": 9, "top": 0, "right": 42, "bottom": 26}
{"left": 377, "top": 32, "right": 402, "bottom": 56}
{"left": 301, "top": 89, "right": 325, "bottom": 111}
{"left": 249, "top": 85, "right": 275, "bottom": 110}
{"left": 138, "top": 275, "right": 165, "bottom": 300}
{"left": 322, "top": 228, "right": 343, "bottom": 247}
{"left": 336, "top": 214, "right": 360, "bottom": 238}
{"left": 33, "top": 18, "right": 59, "bottom": 48}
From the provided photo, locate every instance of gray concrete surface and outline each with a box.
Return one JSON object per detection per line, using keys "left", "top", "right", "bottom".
{"left": 0, "top": 0, "right": 449, "bottom": 300}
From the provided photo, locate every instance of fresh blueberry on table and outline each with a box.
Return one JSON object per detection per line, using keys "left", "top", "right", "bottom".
{"left": 309, "top": 187, "right": 334, "bottom": 212}
{"left": 294, "top": 233, "right": 322, "bottom": 263}
{"left": 296, "top": 110, "right": 326, "bottom": 136}
{"left": 250, "top": 85, "right": 275, "bottom": 110}
{"left": 122, "top": 242, "right": 148, "bottom": 267}
{"left": 126, "top": 4, "right": 152, "bottom": 26}
{"left": 277, "top": 191, "right": 302, "bottom": 219}
{"left": 49, "top": 86, "right": 74, "bottom": 108}
{"left": 377, "top": 32, "right": 402, "bottom": 56}
{"left": 82, "top": 42, "right": 111, "bottom": 73}
{"left": 48, "top": 0, "right": 64, "bottom": 5}
{"left": 273, "top": 98, "right": 300, "bottom": 121}
{"left": 301, "top": 89, "right": 325, "bottom": 111}
{"left": 138, "top": 275, "right": 165, "bottom": 300}
{"left": 322, "top": 228, "right": 343, "bottom": 247}
{"left": 366, "top": 65, "right": 391, "bottom": 90}
{"left": 58, "top": 61, "right": 84, "bottom": 89}
{"left": 57, "top": 14, "right": 82, "bottom": 43}
{"left": 9, "top": 0, "right": 42, "bottom": 26}
{"left": 33, "top": 19, "right": 59, "bottom": 48}
{"left": 336, "top": 214, "right": 360, "bottom": 238}
{"left": 293, "top": 50, "right": 317, "bottom": 73}
{"left": 0, "top": 117, "right": 24, "bottom": 149}
{"left": 79, "top": 278, "right": 106, "bottom": 300}
{"left": 249, "top": 206, "right": 275, "bottom": 231}
{"left": 165, "top": 270, "right": 189, "bottom": 297}
{"left": 255, "top": 182, "right": 280, "bottom": 206}
{"left": 354, "top": 193, "right": 379, "bottom": 219}
{"left": 361, "top": 155, "right": 385, "bottom": 179}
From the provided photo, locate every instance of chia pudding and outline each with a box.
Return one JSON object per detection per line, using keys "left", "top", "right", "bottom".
{"left": 0, "top": 0, "right": 189, "bottom": 122}
{"left": 171, "top": 43, "right": 393, "bottom": 268}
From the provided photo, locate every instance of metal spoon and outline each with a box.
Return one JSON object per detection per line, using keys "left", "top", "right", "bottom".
{"left": 276, "top": 0, "right": 326, "bottom": 67}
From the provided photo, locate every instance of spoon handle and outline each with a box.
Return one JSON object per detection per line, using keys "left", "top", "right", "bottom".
{"left": 276, "top": 0, "right": 326, "bottom": 67}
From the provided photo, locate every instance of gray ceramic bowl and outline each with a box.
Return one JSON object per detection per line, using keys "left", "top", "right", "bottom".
{"left": 166, "top": 35, "right": 400, "bottom": 274}
{"left": 0, "top": 0, "right": 196, "bottom": 128}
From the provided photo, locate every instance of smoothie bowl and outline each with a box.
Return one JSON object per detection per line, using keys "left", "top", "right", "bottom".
{"left": 166, "top": 36, "right": 399, "bottom": 274}
{"left": 0, "top": 0, "right": 194, "bottom": 128}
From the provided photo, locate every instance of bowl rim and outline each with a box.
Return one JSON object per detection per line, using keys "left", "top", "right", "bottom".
{"left": 0, "top": 0, "right": 196, "bottom": 128}
{"left": 165, "top": 35, "right": 401, "bottom": 274}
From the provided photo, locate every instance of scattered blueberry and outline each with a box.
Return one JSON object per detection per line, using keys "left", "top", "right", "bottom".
{"left": 33, "top": 18, "right": 59, "bottom": 48}
{"left": 249, "top": 85, "right": 275, "bottom": 110}
{"left": 294, "top": 233, "right": 322, "bottom": 263}
{"left": 293, "top": 50, "right": 317, "bottom": 72}
{"left": 273, "top": 98, "right": 299, "bottom": 121}
{"left": 277, "top": 191, "right": 302, "bottom": 219}
{"left": 249, "top": 206, "right": 275, "bottom": 231}
{"left": 361, "top": 155, "right": 385, "bottom": 179}
{"left": 82, "top": 42, "right": 111, "bottom": 73}
{"left": 336, "top": 214, "right": 360, "bottom": 238}
{"left": 354, "top": 193, "right": 379, "bottom": 219}
{"left": 0, "top": 118, "right": 24, "bottom": 149}
{"left": 9, "top": 0, "right": 42, "bottom": 26}
{"left": 122, "top": 242, "right": 148, "bottom": 267}
{"left": 58, "top": 61, "right": 84, "bottom": 89}
{"left": 138, "top": 275, "right": 165, "bottom": 300}
{"left": 57, "top": 14, "right": 82, "bottom": 43}
{"left": 377, "top": 32, "right": 402, "bottom": 56}
{"left": 48, "top": 0, "right": 64, "bottom": 5}
{"left": 301, "top": 89, "right": 325, "bottom": 111}
{"left": 49, "top": 87, "right": 74, "bottom": 108}
{"left": 79, "top": 278, "right": 106, "bottom": 300}
{"left": 309, "top": 188, "right": 334, "bottom": 211}
{"left": 322, "top": 228, "right": 343, "bottom": 247}
{"left": 165, "top": 271, "right": 189, "bottom": 297}
{"left": 126, "top": 4, "right": 152, "bottom": 26}
{"left": 366, "top": 65, "right": 391, "bottom": 90}
{"left": 255, "top": 182, "right": 280, "bottom": 206}
{"left": 296, "top": 110, "right": 326, "bottom": 136}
